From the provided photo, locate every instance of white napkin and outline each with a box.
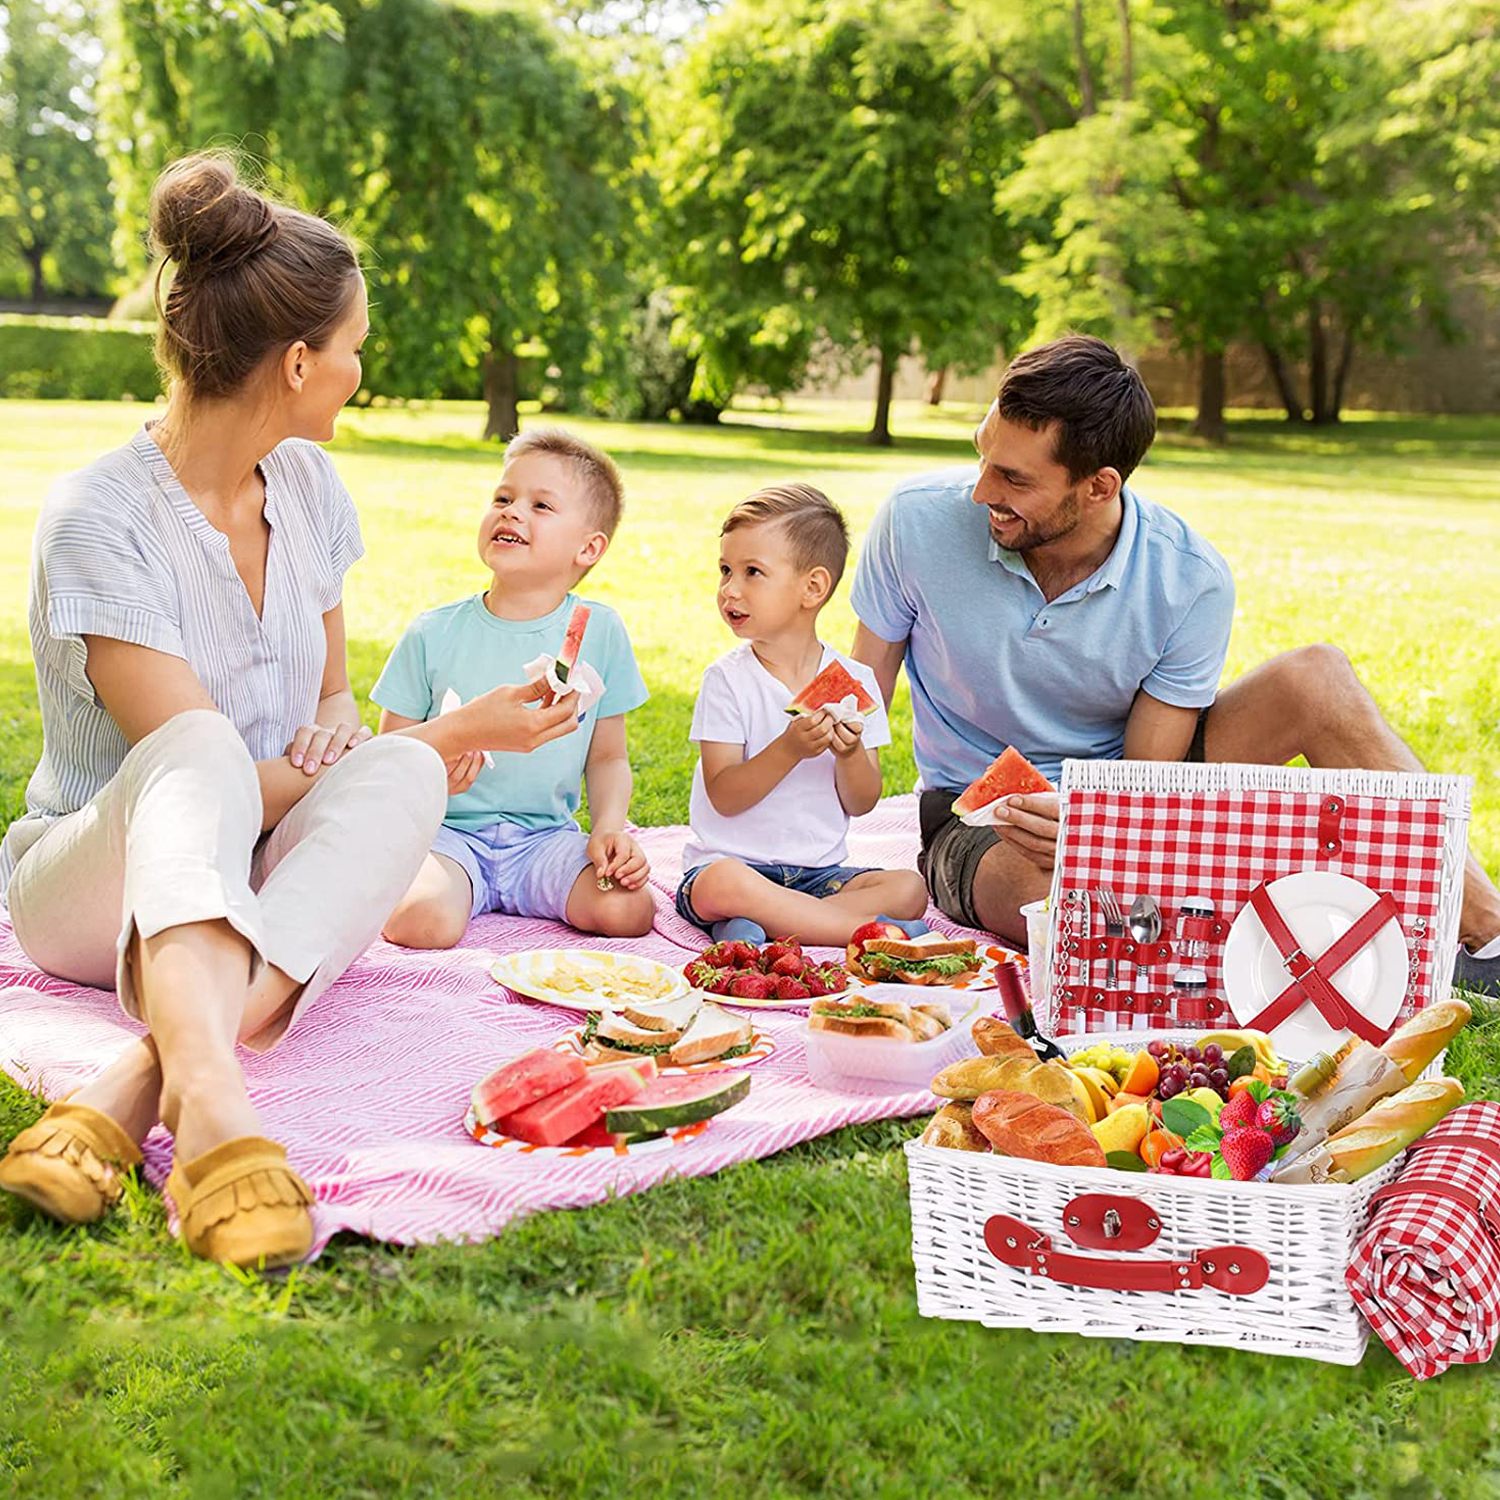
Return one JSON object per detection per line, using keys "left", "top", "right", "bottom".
{"left": 521, "top": 653, "right": 605, "bottom": 719}
{"left": 823, "top": 693, "right": 867, "bottom": 727}
{"left": 957, "top": 796, "right": 1011, "bottom": 829}
{"left": 438, "top": 689, "right": 495, "bottom": 768}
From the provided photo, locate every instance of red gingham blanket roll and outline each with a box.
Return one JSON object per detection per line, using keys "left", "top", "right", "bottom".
{"left": 1346, "top": 1102, "right": 1500, "bottom": 1379}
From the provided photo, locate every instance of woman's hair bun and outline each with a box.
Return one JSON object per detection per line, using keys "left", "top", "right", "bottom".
{"left": 149, "top": 150, "right": 280, "bottom": 276}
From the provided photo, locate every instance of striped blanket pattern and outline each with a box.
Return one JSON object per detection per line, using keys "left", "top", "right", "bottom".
{"left": 0, "top": 796, "right": 991, "bottom": 1254}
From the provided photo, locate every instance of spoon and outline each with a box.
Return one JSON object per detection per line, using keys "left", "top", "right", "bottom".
{"left": 1129, "top": 895, "right": 1164, "bottom": 982}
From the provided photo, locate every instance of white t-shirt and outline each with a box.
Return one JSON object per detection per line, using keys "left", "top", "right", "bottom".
{"left": 682, "top": 642, "right": 891, "bottom": 872}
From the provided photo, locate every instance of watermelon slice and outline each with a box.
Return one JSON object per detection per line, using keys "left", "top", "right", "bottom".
{"left": 785, "top": 660, "right": 877, "bottom": 718}
{"left": 555, "top": 602, "right": 590, "bottom": 686}
{"left": 604, "top": 1071, "right": 751, "bottom": 1134}
{"left": 471, "top": 1050, "right": 586, "bottom": 1127}
{"left": 952, "top": 746, "right": 1054, "bottom": 817}
{"left": 564, "top": 1120, "right": 666, "bottom": 1149}
{"left": 499, "top": 1060, "right": 651, "bottom": 1147}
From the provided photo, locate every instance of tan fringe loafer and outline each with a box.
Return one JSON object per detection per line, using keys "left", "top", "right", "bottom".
{"left": 166, "top": 1136, "right": 313, "bottom": 1268}
{"left": 0, "top": 1100, "right": 143, "bottom": 1224}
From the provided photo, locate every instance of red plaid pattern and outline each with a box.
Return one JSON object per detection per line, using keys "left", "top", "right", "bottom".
{"left": 1346, "top": 1103, "right": 1500, "bottom": 1380}
{"left": 1050, "top": 788, "right": 1448, "bottom": 1035}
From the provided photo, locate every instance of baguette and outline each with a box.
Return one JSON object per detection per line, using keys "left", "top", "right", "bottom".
{"left": 1271, "top": 1077, "right": 1465, "bottom": 1184}
{"left": 1278, "top": 1041, "right": 1408, "bottom": 1165}
{"left": 930, "top": 1054, "right": 1091, "bottom": 1121}
{"left": 972, "top": 1090, "right": 1106, "bottom": 1168}
{"left": 972, "top": 1016, "right": 1035, "bottom": 1062}
{"left": 920, "top": 1101, "right": 990, "bottom": 1152}
{"left": 1379, "top": 999, "right": 1472, "bottom": 1083}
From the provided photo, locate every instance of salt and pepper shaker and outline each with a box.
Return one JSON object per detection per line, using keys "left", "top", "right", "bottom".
{"left": 1173, "top": 894, "right": 1216, "bottom": 997}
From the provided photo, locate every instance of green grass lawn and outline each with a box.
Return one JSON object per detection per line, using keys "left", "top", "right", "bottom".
{"left": 3, "top": 399, "right": 1499, "bottom": 1498}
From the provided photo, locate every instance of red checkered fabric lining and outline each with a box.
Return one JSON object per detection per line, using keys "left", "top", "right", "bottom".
{"left": 1050, "top": 789, "right": 1447, "bottom": 1035}
{"left": 1346, "top": 1103, "right": 1500, "bottom": 1380}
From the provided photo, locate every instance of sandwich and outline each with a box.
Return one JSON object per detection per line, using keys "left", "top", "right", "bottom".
{"left": 807, "top": 996, "right": 952, "bottom": 1042}
{"left": 845, "top": 933, "right": 982, "bottom": 986}
{"left": 668, "top": 1004, "right": 754, "bottom": 1066}
{"left": 580, "top": 999, "right": 753, "bottom": 1067}
{"left": 583, "top": 1007, "right": 691, "bottom": 1063}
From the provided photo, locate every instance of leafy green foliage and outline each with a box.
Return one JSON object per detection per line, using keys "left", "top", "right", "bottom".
{"left": 0, "top": 314, "right": 159, "bottom": 398}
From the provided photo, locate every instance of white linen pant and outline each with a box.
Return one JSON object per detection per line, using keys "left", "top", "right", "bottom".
{"left": 7, "top": 710, "right": 447, "bottom": 1050}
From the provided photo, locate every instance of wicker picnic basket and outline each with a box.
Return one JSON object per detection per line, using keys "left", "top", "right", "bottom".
{"left": 905, "top": 762, "right": 1472, "bottom": 1363}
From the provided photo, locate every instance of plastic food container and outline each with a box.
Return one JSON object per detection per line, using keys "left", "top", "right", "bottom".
{"left": 799, "top": 986, "right": 983, "bottom": 1094}
{"left": 1020, "top": 898, "right": 1050, "bottom": 1010}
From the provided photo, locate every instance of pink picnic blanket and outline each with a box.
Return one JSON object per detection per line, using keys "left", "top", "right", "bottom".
{"left": 0, "top": 795, "right": 997, "bottom": 1255}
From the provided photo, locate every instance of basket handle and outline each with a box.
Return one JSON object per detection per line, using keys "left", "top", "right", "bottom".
{"left": 984, "top": 1214, "right": 1269, "bottom": 1296}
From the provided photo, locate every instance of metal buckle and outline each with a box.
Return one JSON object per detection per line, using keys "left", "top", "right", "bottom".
{"left": 1280, "top": 947, "right": 1309, "bottom": 975}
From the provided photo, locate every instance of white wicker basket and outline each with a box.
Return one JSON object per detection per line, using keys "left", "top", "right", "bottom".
{"left": 906, "top": 1030, "right": 1407, "bottom": 1364}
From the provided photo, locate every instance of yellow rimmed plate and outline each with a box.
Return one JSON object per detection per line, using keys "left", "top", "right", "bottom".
{"left": 489, "top": 948, "right": 690, "bottom": 1013}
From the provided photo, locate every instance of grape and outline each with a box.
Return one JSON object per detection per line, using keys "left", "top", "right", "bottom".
{"left": 1167, "top": 1064, "right": 1187, "bottom": 1086}
{"left": 1190, "top": 1071, "right": 1209, "bottom": 1089}
{"left": 1147, "top": 1040, "right": 1166, "bottom": 1058}
{"left": 1158, "top": 1077, "right": 1181, "bottom": 1099}
{"left": 1202, "top": 1043, "right": 1223, "bottom": 1064}
{"left": 1209, "top": 1067, "right": 1229, "bottom": 1088}
{"left": 1183, "top": 1045, "right": 1201, "bottom": 1064}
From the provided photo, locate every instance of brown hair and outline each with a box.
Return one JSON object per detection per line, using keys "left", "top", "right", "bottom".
{"left": 721, "top": 483, "right": 850, "bottom": 590}
{"left": 149, "top": 151, "right": 362, "bottom": 400}
{"left": 997, "top": 334, "right": 1157, "bottom": 483}
{"left": 503, "top": 426, "right": 625, "bottom": 537}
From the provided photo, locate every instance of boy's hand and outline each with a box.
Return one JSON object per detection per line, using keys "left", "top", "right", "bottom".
{"left": 829, "top": 716, "right": 865, "bottom": 758}
{"left": 588, "top": 830, "right": 650, "bottom": 891}
{"left": 783, "top": 709, "right": 836, "bottom": 761}
{"left": 286, "top": 720, "right": 372, "bottom": 776}
{"left": 444, "top": 750, "right": 485, "bottom": 797}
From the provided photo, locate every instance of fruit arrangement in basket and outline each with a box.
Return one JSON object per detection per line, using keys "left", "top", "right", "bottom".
{"left": 921, "top": 998, "right": 1474, "bottom": 1186}
{"left": 683, "top": 936, "right": 849, "bottom": 1002}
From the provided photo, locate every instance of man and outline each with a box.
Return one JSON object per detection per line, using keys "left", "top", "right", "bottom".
{"left": 850, "top": 334, "right": 1500, "bottom": 994}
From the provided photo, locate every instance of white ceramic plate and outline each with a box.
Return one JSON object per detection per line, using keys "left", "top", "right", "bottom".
{"left": 1222, "top": 871, "right": 1407, "bottom": 1057}
{"left": 489, "top": 948, "right": 690, "bottom": 1014}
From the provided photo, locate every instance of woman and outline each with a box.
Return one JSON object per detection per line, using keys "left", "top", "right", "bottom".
{"left": 0, "top": 153, "right": 580, "bottom": 1266}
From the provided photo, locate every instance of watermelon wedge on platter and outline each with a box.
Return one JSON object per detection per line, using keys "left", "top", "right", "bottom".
{"left": 785, "top": 659, "right": 877, "bottom": 719}
{"left": 604, "top": 1071, "right": 750, "bottom": 1134}
{"left": 951, "top": 746, "right": 1054, "bottom": 822}
{"left": 470, "top": 1049, "right": 588, "bottom": 1127}
{"left": 497, "top": 1057, "right": 653, "bottom": 1146}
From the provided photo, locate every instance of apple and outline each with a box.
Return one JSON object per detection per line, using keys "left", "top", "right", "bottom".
{"left": 846, "top": 919, "right": 907, "bottom": 967}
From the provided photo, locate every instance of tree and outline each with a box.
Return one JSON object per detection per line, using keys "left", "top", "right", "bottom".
{"left": 657, "top": 0, "right": 1029, "bottom": 444}
{"left": 0, "top": 0, "right": 116, "bottom": 302}
{"left": 103, "top": 0, "right": 642, "bottom": 439}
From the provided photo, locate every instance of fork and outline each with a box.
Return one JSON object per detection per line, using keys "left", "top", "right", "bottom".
{"left": 1096, "top": 886, "right": 1125, "bottom": 993}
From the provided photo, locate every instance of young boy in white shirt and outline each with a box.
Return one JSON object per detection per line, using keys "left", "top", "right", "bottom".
{"left": 675, "top": 484, "right": 930, "bottom": 946}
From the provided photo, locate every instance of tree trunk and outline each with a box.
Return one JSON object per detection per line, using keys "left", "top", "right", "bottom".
{"left": 481, "top": 346, "right": 521, "bottom": 443}
{"left": 869, "top": 347, "right": 896, "bottom": 447}
{"left": 1191, "top": 349, "right": 1227, "bottom": 443}
{"left": 1330, "top": 323, "right": 1357, "bottom": 423}
{"left": 1259, "top": 340, "right": 1305, "bottom": 422}
{"left": 24, "top": 245, "right": 47, "bottom": 305}
{"left": 1118, "top": 0, "right": 1134, "bottom": 102}
{"left": 1307, "top": 300, "right": 1336, "bottom": 424}
{"left": 1071, "top": 0, "right": 1097, "bottom": 116}
{"left": 925, "top": 366, "right": 948, "bottom": 406}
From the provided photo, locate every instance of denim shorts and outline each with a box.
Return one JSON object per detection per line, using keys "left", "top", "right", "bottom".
{"left": 432, "top": 819, "right": 593, "bottom": 921}
{"left": 675, "top": 859, "right": 874, "bottom": 933}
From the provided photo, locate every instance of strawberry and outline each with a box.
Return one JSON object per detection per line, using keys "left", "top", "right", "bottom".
{"left": 728, "top": 972, "right": 775, "bottom": 1000}
{"left": 1217, "top": 1089, "right": 1260, "bottom": 1133}
{"left": 773, "top": 976, "right": 811, "bottom": 1001}
{"left": 724, "top": 940, "right": 761, "bottom": 970}
{"left": 707, "top": 969, "right": 735, "bottom": 996}
{"left": 683, "top": 959, "right": 717, "bottom": 989}
{"left": 1254, "top": 1095, "right": 1302, "bottom": 1147}
{"left": 1220, "top": 1126, "right": 1274, "bottom": 1181}
{"left": 770, "top": 953, "right": 805, "bottom": 978}
{"left": 761, "top": 938, "right": 803, "bottom": 971}
{"left": 803, "top": 970, "right": 830, "bottom": 997}
{"left": 819, "top": 964, "right": 850, "bottom": 994}
{"left": 699, "top": 943, "right": 735, "bottom": 969}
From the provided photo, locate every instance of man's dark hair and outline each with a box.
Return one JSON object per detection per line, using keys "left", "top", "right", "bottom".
{"left": 997, "top": 334, "right": 1157, "bottom": 483}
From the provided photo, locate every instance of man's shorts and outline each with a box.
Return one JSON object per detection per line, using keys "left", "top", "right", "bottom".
{"left": 431, "top": 819, "right": 593, "bottom": 922}
{"left": 919, "top": 707, "right": 1211, "bottom": 928}
{"left": 675, "top": 859, "right": 875, "bottom": 934}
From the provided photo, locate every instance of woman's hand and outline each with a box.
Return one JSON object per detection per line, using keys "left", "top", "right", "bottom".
{"left": 587, "top": 830, "right": 650, "bottom": 891}
{"left": 286, "top": 720, "right": 372, "bottom": 775}
{"left": 445, "top": 750, "right": 486, "bottom": 797}
{"left": 466, "top": 679, "right": 581, "bottom": 753}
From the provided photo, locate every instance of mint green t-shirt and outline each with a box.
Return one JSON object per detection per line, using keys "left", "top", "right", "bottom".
{"left": 371, "top": 593, "right": 648, "bottom": 832}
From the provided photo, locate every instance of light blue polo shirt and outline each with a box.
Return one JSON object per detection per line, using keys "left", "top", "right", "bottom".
{"left": 850, "top": 467, "right": 1234, "bottom": 790}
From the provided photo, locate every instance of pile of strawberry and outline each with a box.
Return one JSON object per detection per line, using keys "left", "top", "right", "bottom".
{"left": 1151, "top": 1081, "right": 1304, "bottom": 1182}
{"left": 683, "top": 937, "right": 849, "bottom": 1003}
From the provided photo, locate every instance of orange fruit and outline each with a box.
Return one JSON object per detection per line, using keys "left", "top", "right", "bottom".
{"left": 1106, "top": 1091, "right": 1152, "bottom": 1114}
{"left": 1140, "top": 1128, "right": 1185, "bottom": 1167}
{"left": 1120, "top": 1050, "right": 1160, "bottom": 1097}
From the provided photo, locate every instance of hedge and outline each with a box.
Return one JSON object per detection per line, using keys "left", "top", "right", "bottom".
{"left": 0, "top": 314, "right": 161, "bottom": 401}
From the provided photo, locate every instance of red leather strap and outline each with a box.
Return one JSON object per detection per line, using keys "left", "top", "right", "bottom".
{"left": 1245, "top": 883, "right": 1402, "bottom": 1044}
{"left": 1368, "top": 1178, "right": 1500, "bottom": 1245}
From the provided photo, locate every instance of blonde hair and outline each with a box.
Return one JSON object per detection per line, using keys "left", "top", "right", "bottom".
{"left": 721, "top": 483, "right": 850, "bottom": 590}
{"left": 149, "top": 150, "right": 361, "bottom": 399}
{"left": 503, "top": 426, "right": 625, "bottom": 537}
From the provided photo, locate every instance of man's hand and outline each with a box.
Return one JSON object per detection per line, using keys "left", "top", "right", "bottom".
{"left": 444, "top": 749, "right": 485, "bottom": 797}
{"left": 286, "top": 720, "right": 372, "bottom": 775}
{"left": 829, "top": 716, "right": 865, "bottom": 758}
{"left": 587, "top": 830, "right": 650, "bottom": 891}
{"left": 989, "top": 792, "right": 1060, "bottom": 871}
{"left": 783, "top": 709, "right": 836, "bottom": 761}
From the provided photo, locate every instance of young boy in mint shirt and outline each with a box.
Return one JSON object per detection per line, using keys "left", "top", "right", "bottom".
{"left": 373, "top": 429, "right": 652, "bottom": 948}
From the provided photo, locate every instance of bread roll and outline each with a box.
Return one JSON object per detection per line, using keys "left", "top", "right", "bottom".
{"left": 1379, "top": 999, "right": 1471, "bottom": 1083}
{"left": 1271, "top": 1077, "right": 1465, "bottom": 1184}
{"left": 972, "top": 1017, "right": 1034, "bottom": 1060}
{"left": 972, "top": 1090, "right": 1106, "bottom": 1168}
{"left": 930, "top": 1056, "right": 1088, "bottom": 1120}
{"left": 920, "top": 1102, "right": 990, "bottom": 1152}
